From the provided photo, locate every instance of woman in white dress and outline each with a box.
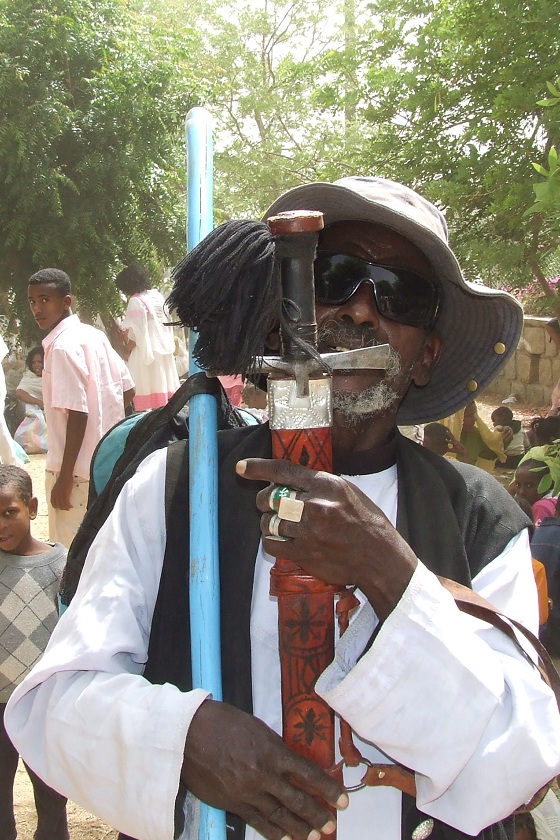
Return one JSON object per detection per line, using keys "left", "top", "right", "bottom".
{"left": 115, "top": 264, "right": 179, "bottom": 411}
{"left": 14, "top": 346, "right": 47, "bottom": 454}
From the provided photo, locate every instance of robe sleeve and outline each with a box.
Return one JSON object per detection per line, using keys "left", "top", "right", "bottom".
{"left": 315, "top": 530, "right": 560, "bottom": 835}
{"left": 5, "top": 449, "right": 208, "bottom": 840}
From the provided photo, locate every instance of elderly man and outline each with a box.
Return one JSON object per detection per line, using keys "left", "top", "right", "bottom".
{"left": 6, "top": 178, "right": 560, "bottom": 840}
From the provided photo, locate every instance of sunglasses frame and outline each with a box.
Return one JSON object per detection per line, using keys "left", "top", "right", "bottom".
{"left": 313, "top": 251, "right": 440, "bottom": 329}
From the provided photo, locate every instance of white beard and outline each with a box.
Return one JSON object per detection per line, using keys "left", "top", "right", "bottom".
{"left": 332, "top": 348, "right": 403, "bottom": 425}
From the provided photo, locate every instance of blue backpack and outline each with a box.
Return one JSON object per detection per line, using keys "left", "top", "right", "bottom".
{"left": 59, "top": 374, "right": 256, "bottom": 606}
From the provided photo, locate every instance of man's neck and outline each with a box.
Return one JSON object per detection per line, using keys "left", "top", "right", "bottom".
{"left": 331, "top": 410, "right": 397, "bottom": 456}
{"left": 47, "top": 310, "right": 73, "bottom": 334}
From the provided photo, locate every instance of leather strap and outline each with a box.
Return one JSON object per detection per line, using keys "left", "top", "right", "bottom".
{"left": 336, "top": 576, "right": 560, "bottom": 813}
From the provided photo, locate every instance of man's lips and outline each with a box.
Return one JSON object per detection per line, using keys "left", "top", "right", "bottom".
{"left": 317, "top": 339, "right": 387, "bottom": 376}
{"left": 318, "top": 340, "right": 380, "bottom": 354}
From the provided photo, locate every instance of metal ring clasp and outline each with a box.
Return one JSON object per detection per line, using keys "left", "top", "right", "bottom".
{"left": 342, "top": 758, "right": 373, "bottom": 793}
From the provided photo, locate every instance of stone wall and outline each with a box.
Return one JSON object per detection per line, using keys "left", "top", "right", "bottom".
{"left": 489, "top": 316, "right": 559, "bottom": 407}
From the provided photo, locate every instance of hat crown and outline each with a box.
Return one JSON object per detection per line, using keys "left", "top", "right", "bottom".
{"left": 333, "top": 176, "right": 449, "bottom": 245}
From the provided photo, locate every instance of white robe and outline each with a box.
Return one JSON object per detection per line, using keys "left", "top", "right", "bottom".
{"left": 5, "top": 449, "right": 560, "bottom": 840}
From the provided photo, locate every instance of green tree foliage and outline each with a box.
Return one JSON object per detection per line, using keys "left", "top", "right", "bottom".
{"left": 305, "top": 0, "right": 560, "bottom": 293}
{"left": 182, "top": 0, "right": 354, "bottom": 221}
{"left": 0, "top": 0, "right": 201, "bottom": 333}
{"left": 525, "top": 80, "right": 560, "bottom": 304}
{"left": 182, "top": 0, "right": 560, "bottom": 299}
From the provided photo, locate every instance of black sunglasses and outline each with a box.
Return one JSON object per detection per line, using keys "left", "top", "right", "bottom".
{"left": 313, "top": 252, "right": 440, "bottom": 329}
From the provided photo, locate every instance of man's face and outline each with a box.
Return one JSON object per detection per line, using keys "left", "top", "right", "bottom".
{"left": 314, "top": 221, "right": 441, "bottom": 426}
{"left": 28, "top": 283, "right": 71, "bottom": 331}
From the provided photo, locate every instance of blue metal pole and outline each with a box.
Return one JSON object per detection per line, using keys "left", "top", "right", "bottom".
{"left": 185, "top": 107, "right": 226, "bottom": 840}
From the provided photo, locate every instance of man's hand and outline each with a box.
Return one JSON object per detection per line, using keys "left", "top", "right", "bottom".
{"left": 53, "top": 409, "right": 88, "bottom": 510}
{"left": 181, "top": 700, "right": 348, "bottom": 840}
{"left": 237, "top": 457, "right": 418, "bottom": 621}
{"left": 50, "top": 471, "right": 74, "bottom": 510}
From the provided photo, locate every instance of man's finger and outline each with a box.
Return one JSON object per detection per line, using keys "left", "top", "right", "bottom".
{"left": 243, "top": 791, "right": 329, "bottom": 840}
{"left": 237, "top": 458, "right": 317, "bottom": 491}
{"left": 284, "top": 759, "right": 348, "bottom": 813}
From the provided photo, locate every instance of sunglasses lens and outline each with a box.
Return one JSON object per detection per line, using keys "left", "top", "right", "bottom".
{"left": 314, "top": 254, "right": 438, "bottom": 327}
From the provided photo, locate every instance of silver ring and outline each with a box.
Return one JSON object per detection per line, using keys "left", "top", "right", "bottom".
{"left": 269, "top": 513, "right": 282, "bottom": 537}
{"left": 277, "top": 497, "right": 305, "bottom": 523}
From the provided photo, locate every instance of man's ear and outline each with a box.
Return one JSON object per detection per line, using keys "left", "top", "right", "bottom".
{"left": 63, "top": 294, "right": 72, "bottom": 312}
{"left": 412, "top": 333, "right": 442, "bottom": 387}
{"left": 28, "top": 496, "right": 38, "bottom": 520}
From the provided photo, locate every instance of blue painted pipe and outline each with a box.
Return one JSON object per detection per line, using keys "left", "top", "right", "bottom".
{"left": 185, "top": 107, "right": 226, "bottom": 840}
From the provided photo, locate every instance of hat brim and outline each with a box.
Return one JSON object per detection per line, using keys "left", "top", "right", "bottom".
{"left": 264, "top": 182, "right": 522, "bottom": 425}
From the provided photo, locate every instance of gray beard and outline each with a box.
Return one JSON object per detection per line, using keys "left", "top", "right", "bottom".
{"left": 332, "top": 348, "right": 403, "bottom": 425}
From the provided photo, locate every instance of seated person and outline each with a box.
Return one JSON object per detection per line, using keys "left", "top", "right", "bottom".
{"left": 422, "top": 422, "right": 465, "bottom": 458}
{"left": 459, "top": 401, "right": 509, "bottom": 472}
{"left": 527, "top": 415, "right": 560, "bottom": 448}
{"left": 491, "top": 406, "right": 529, "bottom": 469}
{"left": 14, "top": 346, "right": 47, "bottom": 455}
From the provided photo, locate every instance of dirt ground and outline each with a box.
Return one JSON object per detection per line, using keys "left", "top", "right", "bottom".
{"left": 14, "top": 453, "right": 118, "bottom": 840}
{"left": 10, "top": 390, "right": 555, "bottom": 838}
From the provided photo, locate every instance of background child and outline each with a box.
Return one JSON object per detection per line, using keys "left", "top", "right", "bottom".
{"left": 512, "top": 458, "right": 558, "bottom": 526}
{"left": 14, "top": 346, "right": 47, "bottom": 455}
{"left": 422, "top": 422, "right": 465, "bottom": 458}
{"left": 491, "top": 405, "right": 529, "bottom": 469}
{"left": 458, "top": 401, "right": 509, "bottom": 472}
{"left": 526, "top": 415, "right": 560, "bottom": 448}
{"left": 0, "top": 464, "right": 68, "bottom": 840}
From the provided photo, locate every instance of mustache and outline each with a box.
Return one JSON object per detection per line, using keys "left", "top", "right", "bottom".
{"left": 318, "top": 319, "right": 401, "bottom": 376}
{"left": 317, "top": 319, "right": 379, "bottom": 350}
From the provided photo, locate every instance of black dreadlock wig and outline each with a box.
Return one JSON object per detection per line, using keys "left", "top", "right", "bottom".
{"left": 167, "top": 220, "right": 279, "bottom": 377}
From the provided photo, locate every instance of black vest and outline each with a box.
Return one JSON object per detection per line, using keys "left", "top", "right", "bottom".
{"left": 144, "top": 424, "right": 527, "bottom": 840}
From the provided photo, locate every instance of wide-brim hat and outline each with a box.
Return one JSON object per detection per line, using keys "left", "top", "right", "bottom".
{"left": 263, "top": 176, "right": 523, "bottom": 426}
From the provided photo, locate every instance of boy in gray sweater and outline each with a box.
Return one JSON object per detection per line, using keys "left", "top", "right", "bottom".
{"left": 0, "top": 464, "right": 68, "bottom": 840}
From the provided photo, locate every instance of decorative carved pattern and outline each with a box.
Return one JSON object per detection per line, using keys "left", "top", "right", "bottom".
{"left": 270, "top": 422, "right": 339, "bottom": 787}
{"left": 269, "top": 378, "right": 332, "bottom": 430}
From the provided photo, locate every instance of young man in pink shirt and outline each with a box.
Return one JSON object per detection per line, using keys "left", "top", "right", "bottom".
{"left": 28, "top": 268, "right": 135, "bottom": 547}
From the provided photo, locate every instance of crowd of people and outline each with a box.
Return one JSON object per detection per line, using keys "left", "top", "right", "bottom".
{"left": 1, "top": 177, "right": 560, "bottom": 840}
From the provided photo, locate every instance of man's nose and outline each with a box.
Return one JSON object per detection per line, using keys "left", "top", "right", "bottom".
{"left": 335, "top": 281, "right": 380, "bottom": 326}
